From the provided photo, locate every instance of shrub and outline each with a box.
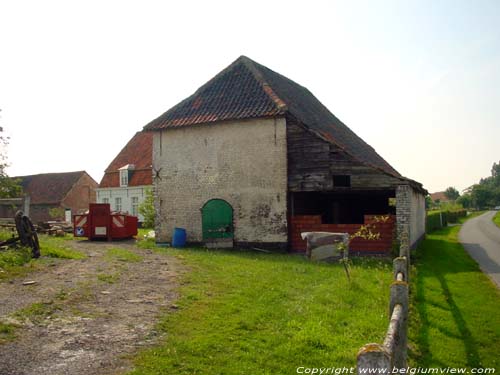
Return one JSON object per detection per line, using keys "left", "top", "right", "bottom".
{"left": 426, "top": 209, "right": 467, "bottom": 232}
{"left": 426, "top": 211, "right": 444, "bottom": 233}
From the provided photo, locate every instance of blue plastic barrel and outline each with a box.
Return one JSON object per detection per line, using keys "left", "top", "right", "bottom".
{"left": 172, "top": 227, "right": 187, "bottom": 248}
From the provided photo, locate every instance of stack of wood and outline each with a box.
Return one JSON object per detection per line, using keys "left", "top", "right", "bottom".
{"left": 37, "top": 221, "right": 73, "bottom": 236}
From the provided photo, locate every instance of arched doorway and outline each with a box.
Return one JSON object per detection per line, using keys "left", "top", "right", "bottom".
{"left": 201, "top": 199, "right": 234, "bottom": 246}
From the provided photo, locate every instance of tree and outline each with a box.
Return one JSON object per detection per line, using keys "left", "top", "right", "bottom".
{"left": 444, "top": 186, "right": 460, "bottom": 201}
{"left": 471, "top": 185, "right": 493, "bottom": 209}
{"left": 138, "top": 188, "right": 155, "bottom": 228}
{"left": 0, "top": 109, "right": 21, "bottom": 198}
{"left": 425, "top": 195, "right": 432, "bottom": 209}
{"left": 457, "top": 193, "right": 472, "bottom": 209}
{"left": 468, "top": 161, "right": 500, "bottom": 209}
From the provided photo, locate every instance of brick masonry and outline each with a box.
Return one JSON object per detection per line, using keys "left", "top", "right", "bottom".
{"left": 291, "top": 215, "right": 396, "bottom": 254}
{"left": 152, "top": 117, "right": 288, "bottom": 245}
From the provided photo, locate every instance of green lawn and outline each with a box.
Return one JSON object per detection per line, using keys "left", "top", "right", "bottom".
{"left": 129, "top": 250, "right": 393, "bottom": 374}
{"left": 493, "top": 210, "right": 500, "bottom": 229}
{"left": 409, "top": 224, "right": 500, "bottom": 368}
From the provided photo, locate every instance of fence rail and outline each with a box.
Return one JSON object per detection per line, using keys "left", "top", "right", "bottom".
{"left": 357, "top": 228, "right": 410, "bottom": 373}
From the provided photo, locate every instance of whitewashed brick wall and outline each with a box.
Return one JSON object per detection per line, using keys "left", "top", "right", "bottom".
{"left": 396, "top": 184, "right": 426, "bottom": 248}
{"left": 152, "top": 118, "right": 288, "bottom": 246}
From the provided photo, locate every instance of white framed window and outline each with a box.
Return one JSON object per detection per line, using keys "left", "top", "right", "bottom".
{"left": 131, "top": 197, "right": 139, "bottom": 216}
{"left": 115, "top": 197, "right": 122, "bottom": 212}
{"left": 120, "top": 170, "right": 128, "bottom": 187}
{"left": 102, "top": 197, "right": 109, "bottom": 204}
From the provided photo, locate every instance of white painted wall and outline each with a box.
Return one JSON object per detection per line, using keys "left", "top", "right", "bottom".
{"left": 152, "top": 117, "right": 288, "bottom": 244}
{"left": 95, "top": 185, "right": 151, "bottom": 223}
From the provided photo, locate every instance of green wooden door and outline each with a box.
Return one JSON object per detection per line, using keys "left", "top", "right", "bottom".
{"left": 202, "top": 199, "right": 233, "bottom": 240}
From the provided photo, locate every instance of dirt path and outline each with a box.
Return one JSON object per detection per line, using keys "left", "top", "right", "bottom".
{"left": 0, "top": 239, "right": 184, "bottom": 375}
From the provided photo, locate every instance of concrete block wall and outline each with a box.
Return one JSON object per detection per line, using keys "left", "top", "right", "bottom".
{"left": 152, "top": 118, "right": 288, "bottom": 246}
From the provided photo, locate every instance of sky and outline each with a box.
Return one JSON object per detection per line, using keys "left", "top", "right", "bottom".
{"left": 1, "top": 0, "right": 499, "bottom": 193}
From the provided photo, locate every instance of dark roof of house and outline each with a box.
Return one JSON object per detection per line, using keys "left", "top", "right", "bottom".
{"left": 99, "top": 131, "right": 153, "bottom": 188}
{"left": 15, "top": 171, "right": 91, "bottom": 204}
{"left": 144, "top": 55, "right": 401, "bottom": 178}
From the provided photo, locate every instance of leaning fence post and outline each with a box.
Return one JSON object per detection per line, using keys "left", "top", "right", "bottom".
{"left": 357, "top": 343, "right": 391, "bottom": 374}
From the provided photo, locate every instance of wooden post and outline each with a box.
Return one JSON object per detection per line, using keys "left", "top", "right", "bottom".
{"left": 393, "top": 257, "right": 407, "bottom": 281}
{"left": 357, "top": 343, "right": 391, "bottom": 374}
{"left": 389, "top": 281, "right": 409, "bottom": 370}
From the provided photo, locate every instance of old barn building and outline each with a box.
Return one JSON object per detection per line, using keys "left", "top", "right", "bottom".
{"left": 144, "top": 56, "right": 426, "bottom": 254}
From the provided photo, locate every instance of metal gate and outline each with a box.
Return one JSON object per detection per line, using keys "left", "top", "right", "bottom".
{"left": 202, "top": 199, "right": 233, "bottom": 241}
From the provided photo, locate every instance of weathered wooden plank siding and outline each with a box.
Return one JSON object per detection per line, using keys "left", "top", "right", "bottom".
{"left": 287, "top": 118, "right": 401, "bottom": 191}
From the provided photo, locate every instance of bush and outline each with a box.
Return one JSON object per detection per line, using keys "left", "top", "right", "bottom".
{"left": 138, "top": 189, "right": 155, "bottom": 229}
{"left": 426, "top": 209, "right": 467, "bottom": 232}
{"left": 446, "top": 209, "right": 467, "bottom": 224}
{"left": 427, "top": 211, "right": 445, "bottom": 232}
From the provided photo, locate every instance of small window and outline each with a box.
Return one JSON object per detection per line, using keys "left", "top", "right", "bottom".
{"left": 333, "top": 175, "right": 351, "bottom": 187}
{"left": 115, "top": 197, "right": 122, "bottom": 212}
{"left": 102, "top": 197, "right": 109, "bottom": 204}
{"left": 120, "top": 170, "right": 128, "bottom": 187}
{"left": 131, "top": 197, "right": 139, "bottom": 216}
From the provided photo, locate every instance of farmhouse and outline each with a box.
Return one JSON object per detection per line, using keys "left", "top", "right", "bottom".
{"left": 9, "top": 171, "right": 98, "bottom": 223}
{"left": 96, "top": 131, "right": 153, "bottom": 223}
{"left": 144, "top": 56, "right": 427, "bottom": 253}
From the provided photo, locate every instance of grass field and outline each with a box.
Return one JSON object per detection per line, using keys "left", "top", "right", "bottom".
{"left": 409, "top": 222, "right": 500, "bottom": 368}
{"left": 129, "top": 249, "right": 393, "bottom": 374}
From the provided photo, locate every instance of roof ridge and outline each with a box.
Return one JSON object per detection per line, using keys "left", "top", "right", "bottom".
{"left": 13, "top": 171, "right": 85, "bottom": 179}
{"left": 237, "top": 56, "right": 288, "bottom": 112}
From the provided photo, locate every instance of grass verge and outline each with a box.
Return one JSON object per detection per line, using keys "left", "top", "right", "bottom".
{"left": 493, "top": 211, "right": 500, "bottom": 229}
{"left": 409, "top": 224, "right": 500, "bottom": 368}
{"left": 129, "top": 249, "right": 393, "bottom": 374}
{"left": 0, "top": 232, "right": 85, "bottom": 280}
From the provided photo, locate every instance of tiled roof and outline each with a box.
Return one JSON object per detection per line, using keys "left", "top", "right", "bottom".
{"left": 99, "top": 131, "right": 153, "bottom": 188}
{"left": 430, "top": 192, "right": 449, "bottom": 202}
{"left": 144, "top": 56, "right": 401, "bottom": 178}
{"left": 15, "top": 171, "right": 90, "bottom": 204}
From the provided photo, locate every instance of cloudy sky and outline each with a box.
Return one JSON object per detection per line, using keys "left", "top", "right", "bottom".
{"left": 1, "top": 0, "right": 499, "bottom": 193}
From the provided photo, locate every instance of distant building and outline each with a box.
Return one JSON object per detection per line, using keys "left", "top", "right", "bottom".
{"left": 96, "top": 131, "right": 153, "bottom": 223}
{"left": 430, "top": 191, "right": 450, "bottom": 204}
{"left": 8, "top": 171, "right": 98, "bottom": 223}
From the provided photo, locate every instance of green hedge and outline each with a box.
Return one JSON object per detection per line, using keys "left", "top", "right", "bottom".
{"left": 446, "top": 209, "right": 467, "bottom": 224}
{"left": 427, "top": 211, "right": 446, "bottom": 232}
{"left": 426, "top": 209, "right": 467, "bottom": 232}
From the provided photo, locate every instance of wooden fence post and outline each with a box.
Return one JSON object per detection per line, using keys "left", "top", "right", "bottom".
{"left": 357, "top": 343, "right": 391, "bottom": 374}
{"left": 389, "top": 280, "right": 409, "bottom": 370}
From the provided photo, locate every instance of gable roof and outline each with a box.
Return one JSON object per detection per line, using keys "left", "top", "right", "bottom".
{"left": 99, "top": 131, "right": 153, "bottom": 188}
{"left": 144, "top": 55, "right": 400, "bottom": 178}
{"left": 15, "top": 171, "right": 92, "bottom": 204}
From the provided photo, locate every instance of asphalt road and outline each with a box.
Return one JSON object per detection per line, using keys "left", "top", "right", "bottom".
{"left": 459, "top": 211, "right": 500, "bottom": 288}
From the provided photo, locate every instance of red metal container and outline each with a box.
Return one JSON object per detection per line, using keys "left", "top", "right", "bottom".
{"left": 73, "top": 203, "right": 138, "bottom": 240}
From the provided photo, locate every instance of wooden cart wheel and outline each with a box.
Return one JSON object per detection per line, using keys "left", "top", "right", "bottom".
{"left": 23, "top": 216, "right": 40, "bottom": 258}
{"left": 15, "top": 211, "right": 40, "bottom": 258}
